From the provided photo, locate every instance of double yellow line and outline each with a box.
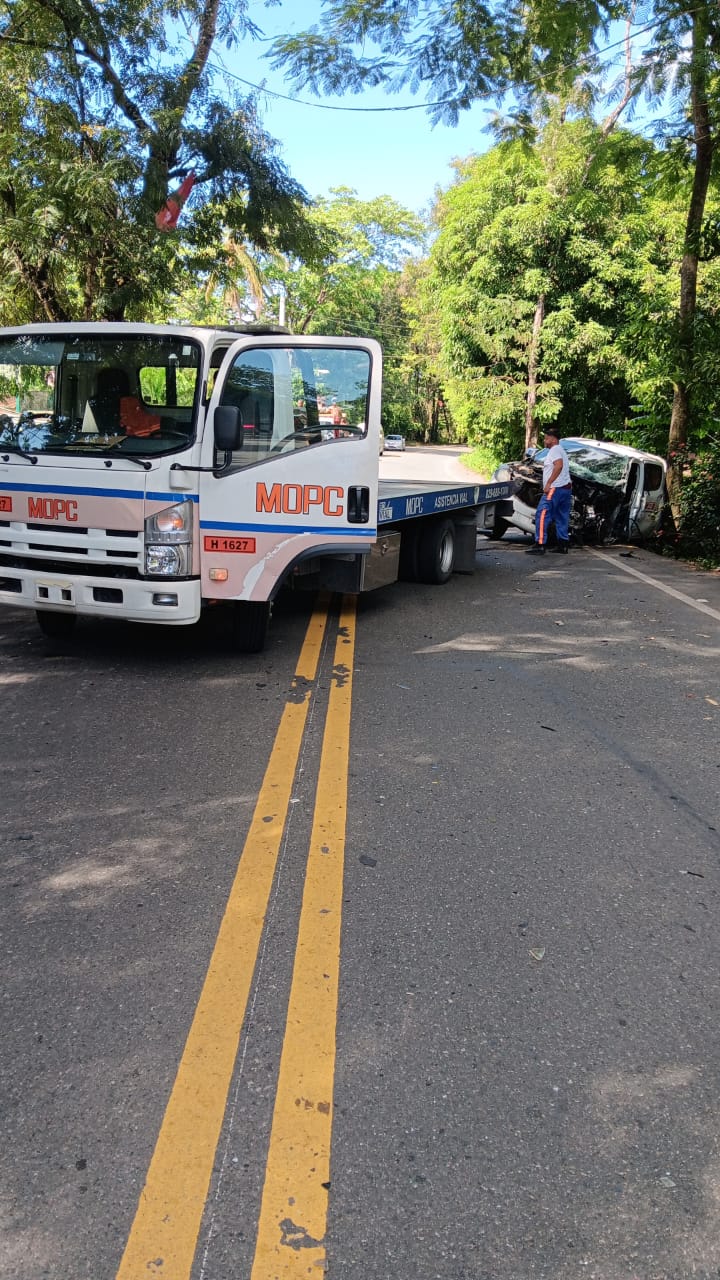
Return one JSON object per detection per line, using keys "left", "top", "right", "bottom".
{"left": 116, "top": 597, "right": 356, "bottom": 1279}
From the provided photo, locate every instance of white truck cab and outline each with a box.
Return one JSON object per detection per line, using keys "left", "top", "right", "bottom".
{"left": 0, "top": 323, "right": 509, "bottom": 650}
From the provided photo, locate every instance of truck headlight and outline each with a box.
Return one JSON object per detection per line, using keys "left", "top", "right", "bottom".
{"left": 144, "top": 500, "right": 193, "bottom": 577}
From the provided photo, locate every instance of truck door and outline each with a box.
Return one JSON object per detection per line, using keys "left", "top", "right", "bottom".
{"left": 198, "top": 336, "right": 382, "bottom": 604}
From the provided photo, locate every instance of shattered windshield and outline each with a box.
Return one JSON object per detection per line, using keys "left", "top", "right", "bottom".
{"left": 565, "top": 446, "right": 629, "bottom": 488}
{"left": 534, "top": 441, "right": 629, "bottom": 489}
{"left": 0, "top": 334, "right": 201, "bottom": 457}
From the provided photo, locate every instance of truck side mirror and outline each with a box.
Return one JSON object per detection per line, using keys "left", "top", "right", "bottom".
{"left": 214, "top": 404, "right": 241, "bottom": 452}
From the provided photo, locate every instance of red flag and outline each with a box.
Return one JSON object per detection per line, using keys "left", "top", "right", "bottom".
{"left": 155, "top": 171, "right": 196, "bottom": 232}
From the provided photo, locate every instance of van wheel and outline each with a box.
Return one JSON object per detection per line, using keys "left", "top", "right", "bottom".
{"left": 36, "top": 610, "right": 77, "bottom": 640}
{"left": 417, "top": 519, "right": 455, "bottom": 584}
{"left": 230, "top": 601, "right": 271, "bottom": 653}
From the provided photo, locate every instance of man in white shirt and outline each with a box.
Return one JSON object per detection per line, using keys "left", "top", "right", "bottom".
{"left": 526, "top": 426, "right": 572, "bottom": 555}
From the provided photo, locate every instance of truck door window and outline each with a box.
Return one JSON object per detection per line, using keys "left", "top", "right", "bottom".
{"left": 219, "top": 345, "right": 371, "bottom": 470}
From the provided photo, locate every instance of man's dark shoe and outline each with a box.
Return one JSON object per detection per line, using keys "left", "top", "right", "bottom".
{"left": 526, "top": 544, "right": 546, "bottom": 555}
{"left": 550, "top": 542, "right": 569, "bottom": 554}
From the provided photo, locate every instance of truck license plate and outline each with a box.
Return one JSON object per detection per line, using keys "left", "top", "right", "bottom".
{"left": 203, "top": 536, "right": 256, "bottom": 553}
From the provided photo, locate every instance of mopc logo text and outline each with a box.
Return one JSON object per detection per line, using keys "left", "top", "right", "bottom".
{"left": 28, "top": 497, "right": 79, "bottom": 522}
{"left": 256, "top": 483, "right": 344, "bottom": 517}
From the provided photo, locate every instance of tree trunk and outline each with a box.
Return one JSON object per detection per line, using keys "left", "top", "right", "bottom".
{"left": 667, "top": 4, "right": 714, "bottom": 523}
{"left": 525, "top": 292, "right": 545, "bottom": 450}
{"left": 10, "top": 253, "right": 70, "bottom": 322}
{"left": 428, "top": 395, "right": 438, "bottom": 443}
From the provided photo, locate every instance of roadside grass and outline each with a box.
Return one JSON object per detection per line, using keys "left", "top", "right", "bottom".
{"left": 460, "top": 443, "right": 501, "bottom": 480}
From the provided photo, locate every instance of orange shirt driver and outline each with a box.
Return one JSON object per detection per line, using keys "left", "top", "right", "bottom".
{"left": 120, "top": 396, "right": 161, "bottom": 437}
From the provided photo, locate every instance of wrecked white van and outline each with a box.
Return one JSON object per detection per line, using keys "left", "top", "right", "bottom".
{"left": 490, "top": 438, "right": 667, "bottom": 544}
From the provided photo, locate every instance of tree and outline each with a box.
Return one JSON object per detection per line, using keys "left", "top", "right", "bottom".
{"left": 646, "top": 1, "right": 720, "bottom": 514}
{"left": 266, "top": 187, "right": 424, "bottom": 332}
{"left": 423, "top": 121, "right": 690, "bottom": 462}
{"left": 261, "top": 188, "right": 425, "bottom": 432}
{"left": 0, "top": 0, "right": 322, "bottom": 321}
{"left": 272, "top": 0, "right": 720, "bottom": 514}
{"left": 396, "top": 256, "right": 448, "bottom": 443}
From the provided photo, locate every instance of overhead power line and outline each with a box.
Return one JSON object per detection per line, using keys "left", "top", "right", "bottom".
{"left": 2, "top": 10, "right": 682, "bottom": 117}
{"left": 206, "top": 14, "right": 671, "bottom": 114}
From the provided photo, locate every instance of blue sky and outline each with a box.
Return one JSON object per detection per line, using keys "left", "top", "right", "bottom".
{"left": 229, "top": 1, "right": 495, "bottom": 215}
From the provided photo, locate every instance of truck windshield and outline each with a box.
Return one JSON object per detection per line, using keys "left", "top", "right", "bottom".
{"left": 0, "top": 334, "right": 201, "bottom": 457}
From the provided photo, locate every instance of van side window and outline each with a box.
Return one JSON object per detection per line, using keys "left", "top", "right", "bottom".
{"left": 644, "top": 463, "right": 665, "bottom": 492}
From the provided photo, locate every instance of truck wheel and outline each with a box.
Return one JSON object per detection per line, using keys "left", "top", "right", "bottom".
{"left": 417, "top": 519, "right": 455, "bottom": 585}
{"left": 36, "top": 610, "right": 77, "bottom": 640}
{"left": 491, "top": 516, "right": 509, "bottom": 540}
{"left": 230, "top": 601, "right": 271, "bottom": 653}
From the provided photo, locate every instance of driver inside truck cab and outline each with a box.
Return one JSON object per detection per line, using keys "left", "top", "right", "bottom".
{"left": 120, "top": 394, "right": 161, "bottom": 437}
{"left": 93, "top": 367, "right": 161, "bottom": 437}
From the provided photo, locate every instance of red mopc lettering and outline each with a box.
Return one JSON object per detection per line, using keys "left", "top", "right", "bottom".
{"left": 323, "top": 487, "right": 343, "bottom": 516}
{"left": 255, "top": 482, "right": 345, "bottom": 518}
{"left": 0, "top": 496, "right": 11, "bottom": 513}
{"left": 256, "top": 483, "right": 282, "bottom": 514}
{"left": 28, "top": 497, "right": 79, "bottom": 522}
{"left": 283, "top": 484, "right": 303, "bottom": 515}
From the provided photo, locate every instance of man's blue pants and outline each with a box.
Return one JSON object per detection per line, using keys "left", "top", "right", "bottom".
{"left": 535, "top": 486, "right": 572, "bottom": 545}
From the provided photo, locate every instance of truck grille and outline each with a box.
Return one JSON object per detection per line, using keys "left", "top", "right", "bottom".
{"left": 0, "top": 520, "right": 142, "bottom": 578}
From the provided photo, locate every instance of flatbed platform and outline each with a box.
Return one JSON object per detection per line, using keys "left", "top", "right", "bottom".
{"left": 377, "top": 478, "right": 514, "bottom": 525}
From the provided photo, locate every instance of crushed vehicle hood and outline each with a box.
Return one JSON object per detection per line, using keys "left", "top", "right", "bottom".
{"left": 505, "top": 441, "right": 666, "bottom": 544}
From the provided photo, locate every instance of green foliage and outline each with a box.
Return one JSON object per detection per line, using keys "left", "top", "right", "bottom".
{"left": 259, "top": 187, "right": 425, "bottom": 433}
{"left": 395, "top": 257, "right": 448, "bottom": 442}
{"left": 269, "top": 0, "right": 614, "bottom": 125}
{"left": 268, "top": 187, "right": 425, "bottom": 333}
{"left": 671, "top": 443, "right": 720, "bottom": 567}
{"left": 408, "top": 116, "right": 720, "bottom": 463}
{"left": 461, "top": 442, "right": 503, "bottom": 478}
{"left": 271, "top": 0, "right": 720, "bottom": 481}
{"left": 0, "top": 0, "right": 321, "bottom": 320}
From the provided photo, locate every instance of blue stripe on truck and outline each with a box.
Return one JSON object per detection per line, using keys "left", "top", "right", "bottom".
{"left": 0, "top": 481, "right": 199, "bottom": 503}
{"left": 377, "top": 481, "right": 513, "bottom": 524}
{"left": 200, "top": 520, "right": 377, "bottom": 537}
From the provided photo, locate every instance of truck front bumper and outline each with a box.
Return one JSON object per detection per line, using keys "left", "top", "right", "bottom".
{"left": 0, "top": 567, "right": 202, "bottom": 625}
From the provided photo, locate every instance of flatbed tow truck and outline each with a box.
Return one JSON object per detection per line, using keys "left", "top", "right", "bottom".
{"left": 0, "top": 323, "right": 511, "bottom": 651}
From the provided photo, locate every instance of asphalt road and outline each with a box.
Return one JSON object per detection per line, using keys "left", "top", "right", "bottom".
{"left": 2, "top": 448, "right": 720, "bottom": 1280}
{"left": 380, "top": 441, "right": 475, "bottom": 485}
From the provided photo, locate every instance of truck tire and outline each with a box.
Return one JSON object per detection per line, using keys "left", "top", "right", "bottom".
{"left": 230, "top": 601, "right": 271, "bottom": 653}
{"left": 36, "top": 610, "right": 77, "bottom": 640}
{"left": 490, "top": 516, "right": 509, "bottom": 540}
{"left": 417, "top": 518, "right": 455, "bottom": 585}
